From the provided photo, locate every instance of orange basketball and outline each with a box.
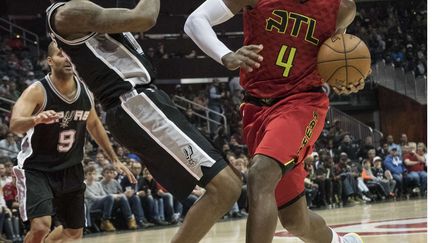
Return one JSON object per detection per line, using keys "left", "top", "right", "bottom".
{"left": 317, "top": 34, "right": 371, "bottom": 88}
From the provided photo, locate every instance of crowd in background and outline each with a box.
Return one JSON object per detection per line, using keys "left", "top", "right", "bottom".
{"left": 141, "top": 1, "right": 427, "bottom": 77}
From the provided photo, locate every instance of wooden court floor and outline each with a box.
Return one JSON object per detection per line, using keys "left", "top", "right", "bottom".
{"left": 78, "top": 199, "right": 427, "bottom": 243}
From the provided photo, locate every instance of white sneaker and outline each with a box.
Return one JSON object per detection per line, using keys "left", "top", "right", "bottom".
{"left": 361, "top": 195, "right": 371, "bottom": 202}
{"left": 342, "top": 233, "right": 363, "bottom": 243}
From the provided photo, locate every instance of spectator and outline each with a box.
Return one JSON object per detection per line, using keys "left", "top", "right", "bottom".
{"left": 358, "top": 136, "right": 375, "bottom": 160}
{"left": 94, "top": 152, "right": 110, "bottom": 177}
{"left": 120, "top": 162, "right": 154, "bottom": 228}
{"left": 338, "top": 135, "right": 359, "bottom": 162}
{"left": 372, "top": 156, "right": 396, "bottom": 197}
{"left": 399, "top": 133, "right": 409, "bottom": 147}
{"left": 335, "top": 153, "right": 361, "bottom": 205}
{"left": 304, "top": 156, "right": 319, "bottom": 208}
{"left": 403, "top": 143, "right": 427, "bottom": 196}
{"left": 376, "top": 142, "right": 389, "bottom": 159}
{"left": 228, "top": 77, "right": 243, "bottom": 107}
{"left": 383, "top": 147, "right": 405, "bottom": 196}
{"left": 0, "top": 133, "right": 18, "bottom": 160}
{"left": 361, "top": 160, "right": 388, "bottom": 199}
{"left": 100, "top": 166, "right": 138, "bottom": 230}
{"left": 140, "top": 167, "right": 170, "bottom": 225}
{"left": 84, "top": 166, "right": 116, "bottom": 232}
{"left": 207, "top": 79, "right": 225, "bottom": 138}
{"left": 0, "top": 164, "right": 12, "bottom": 187}
{"left": 315, "top": 155, "right": 334, "bottom": 208}
{"left": 387, "top": 135, "right": 402, "bottom": 155}
{"left": 327, "top": 120, "right": 348, "bottom": 146}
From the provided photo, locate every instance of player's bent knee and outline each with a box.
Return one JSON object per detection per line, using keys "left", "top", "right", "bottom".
{"left": 206, "top": 167, "right": 242, "bottom": 206}
{"left": 248, "top": 155, "right": 282, "bottom": 191}
{"left": 30, "top": 220, "right": 51, "bottom": 239}
{"left": 63, "top": 228, "right": 83, "bottom": 239}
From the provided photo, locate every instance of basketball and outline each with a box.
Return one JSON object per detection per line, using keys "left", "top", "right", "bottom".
{"left": 317, "top": 34, "right": 371, "bottom": 88}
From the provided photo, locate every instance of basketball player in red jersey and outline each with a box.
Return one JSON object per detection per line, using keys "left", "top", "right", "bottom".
{"left": 185, "top": 0, "right": 364, "bottom": 242}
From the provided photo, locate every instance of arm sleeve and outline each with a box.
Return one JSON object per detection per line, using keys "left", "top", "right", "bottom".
{"left": 184, "top": 0, "right": 235, "bottom": 64}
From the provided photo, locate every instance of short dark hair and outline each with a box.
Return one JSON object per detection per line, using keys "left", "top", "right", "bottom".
{"left": 84, "top": 165, "right": 96, "bottom": 175}
{"left": 102, "top": 165, "right": 115, "bottom": 174}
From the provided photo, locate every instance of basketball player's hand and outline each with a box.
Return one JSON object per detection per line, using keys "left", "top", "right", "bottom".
{"left": 222, "top": 45, "right": 264, "bottom": 72}
{"left": 33, "top": 110, "right": 59, "bottom": 125}
{"left": 113, "top": 160, "right": 137, "bottom": 184}
{"left": 333, "top": 69, "right": 370, "bottom": 95}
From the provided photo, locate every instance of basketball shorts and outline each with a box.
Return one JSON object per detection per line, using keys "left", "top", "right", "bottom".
{"left": 240, "top": 90, "right": 329, "bottom": 208}
{"left": 105, "top": 88, "right": 228, "bottom": 201}
{"left": 13, "top": 163, "right": 85, "bottom": 229}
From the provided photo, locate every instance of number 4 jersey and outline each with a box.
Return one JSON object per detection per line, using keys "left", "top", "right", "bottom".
{"left": 241, "top": 0, "right": 340, "bottom": 98}
{"left": 17, "top": 75, "right": 94, "bottom": 172}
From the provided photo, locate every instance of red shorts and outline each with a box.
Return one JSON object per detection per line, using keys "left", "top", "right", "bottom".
{"left": 241, "top": 91, "right": 328, "bottom": 208}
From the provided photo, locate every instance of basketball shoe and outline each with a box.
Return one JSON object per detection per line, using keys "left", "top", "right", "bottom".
{"left": 342, "top": 233, "right": 363, "bottom": 243}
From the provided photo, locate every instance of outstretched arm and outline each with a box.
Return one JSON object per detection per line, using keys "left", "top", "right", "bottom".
{"left": 53, "top": 0, "right": 160, "bottom": 36}
{"left": 335, "top": 0, "right": 356, "bottom": 34}
{"left": 86, "top": 108, "right": 137, "bottom": 184}
{"left": 184, "top": 0, "right": 263, "bottom": 72}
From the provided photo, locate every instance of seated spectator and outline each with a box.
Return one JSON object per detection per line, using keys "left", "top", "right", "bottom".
{"left": 100, "top": 166, "right": 138, "bottom": 230}
{"left": 304, "top": 155, "right": 319, "bottom": 208}
{"left": 315, "top": 155, "right": 335, "bottom": 208}
{"left": 376, "top": 142, "right": 389, "bottom": 159}
{"left": 84, "top": 166, "right": 116, "bottom": 232}
{"left": 383, "top": 147, "right": 406, "bottom": 196}
{"left": 335, "top": 153, "right": 362, "bottom": 205}
{"left": 0, "top": 163, "right": 12, "bottom": 187}
{"left": 338, "top": 134, "right": 359, "bottom": 162}
{"left": 403, "top": 143, "right": 427, "bottom": 196}
{"left": 361, "top": 160, "right": 388, "bottom": 199}
{"left": 94, "top": 152, "right": 110, "bottom": 177}
{"left": 0, "top": 133, "right": 18, "bottom": 160}
{"left": 387, "top": 135, "right": 402, "bottom": 156}
{"left": 358, "top": 136, "right": 375, "bottom": 160}
{"left": 140, "top": 167, "right": 169, "bottom": 225}
{"left": 2, "top": 176, "right": 21, "bottom": 242}
{"left": 0, "top": 190, "right": 16, "bottom": 242}
{"left": 120, "top": 162, "right": 154, "bottom": 228}
{"left": 372, "top": 156, "right": 396, "bottom": 197}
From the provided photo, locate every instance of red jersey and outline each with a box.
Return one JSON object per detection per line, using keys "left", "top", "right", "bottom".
{"left": 241, "top": 0, "right": 341, "bottom": 98}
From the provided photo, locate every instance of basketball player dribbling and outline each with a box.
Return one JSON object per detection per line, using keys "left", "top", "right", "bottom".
{"left": 10, "top": 42, "right": 136, "bottom": 242}
{"left": 186, "top": 0, "right": 365, "bottom": 242}
{"left": 46, "top": 1, "right": 242, "bottom": 242}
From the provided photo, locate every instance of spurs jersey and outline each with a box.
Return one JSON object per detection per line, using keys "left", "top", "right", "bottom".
{"left": 241, "top": 0, "right": 341, "bottom": 98}
{"left": 46, "top": 1, "right": 156, "bottom": 110}
{"left": 17, "top": 75, "right": 93, "bottom": 172}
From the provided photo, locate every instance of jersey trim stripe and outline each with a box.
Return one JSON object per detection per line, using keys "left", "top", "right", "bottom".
{"left": 45, "top": 75, "right": 82, "bottom": 104}
{"left": 13, "top": 167, "right": 28, "bottom": 221}
{"left": 120, "top": 92, "right": 217, "bottom": 180}
{"left": 17, "top": 128, "right": 35, "bottom": 169}
{"left": 34, "top": 81, "right": 47, "bottom": 115}
{"left": 103, "top": 34, "right": 151, "bottom": 83}
{"left": 81, "top": 81, "right": 95, "bottom": 108}
{"left": 121, "top": 100, "right": 200, "bottom": 180}
{"left": 46, "top": 2, "right": 97, "bottom": 45}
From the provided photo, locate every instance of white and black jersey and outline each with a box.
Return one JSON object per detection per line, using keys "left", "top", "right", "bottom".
{"left": 46, "top": 1, "right": 156, "bottom": 110}
{"left": 17, "top": 75, "right": 93, "bottom": 172}
{"left": 45, "top": 2, "right": 229, "bottom": 201}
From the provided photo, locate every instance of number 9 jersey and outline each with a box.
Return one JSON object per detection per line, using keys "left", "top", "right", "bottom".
{"left": 17, "top": 75, "right": 93, "bottom": 172}
{"left": 240, "top": 0, "right": 340, "bottom": 98}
